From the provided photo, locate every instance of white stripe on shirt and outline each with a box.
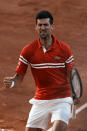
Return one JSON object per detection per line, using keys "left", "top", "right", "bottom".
{"left": 19, "top": 58, "right": 28, "bottom": 65}
{"left": 19, "top": 55, "right": 74, "bottom": 69}
{"left": 65, "top": 55, "right": 74, "bottom": 63}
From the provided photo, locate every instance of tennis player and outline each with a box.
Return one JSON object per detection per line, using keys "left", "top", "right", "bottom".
{"left": 4, "top": 10, "right": 76, "bottom": 131}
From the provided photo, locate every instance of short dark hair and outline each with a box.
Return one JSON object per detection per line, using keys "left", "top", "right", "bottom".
{"left": 36, "top": 10, "right": 53, "bottom": 25}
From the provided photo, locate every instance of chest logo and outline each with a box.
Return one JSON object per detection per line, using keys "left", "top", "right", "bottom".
{"left": 55, "top": 56, "right": 61, "bottom": 60}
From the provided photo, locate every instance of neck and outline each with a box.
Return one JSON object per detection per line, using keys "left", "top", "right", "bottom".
{"left": 40, "top": 35, "right": 53, "bottom": 49}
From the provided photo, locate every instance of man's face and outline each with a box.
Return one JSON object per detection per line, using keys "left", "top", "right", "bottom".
{"left": 35, "top": 18, "right": 53, "bottom": 39}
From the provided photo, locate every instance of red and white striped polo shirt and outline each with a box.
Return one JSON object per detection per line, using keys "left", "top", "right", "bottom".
{"left": 16, "top": 35, "right": 74, "bottom": 100}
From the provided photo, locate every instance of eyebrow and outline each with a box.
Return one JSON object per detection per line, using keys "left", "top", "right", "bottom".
{"left": 38, "top": 23, "right": 49, "bottom": 26}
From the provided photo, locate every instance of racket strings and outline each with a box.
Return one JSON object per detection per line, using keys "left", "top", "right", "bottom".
{"left": 72, "top": 73, "right": 81, "bottom": 98}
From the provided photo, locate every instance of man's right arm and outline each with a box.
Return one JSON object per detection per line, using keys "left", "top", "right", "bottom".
{"left": 3, "top": 45, "right": 29, "bottom": 88}
{"left": 3, "top": 73, "right": 24, "bottom": 88}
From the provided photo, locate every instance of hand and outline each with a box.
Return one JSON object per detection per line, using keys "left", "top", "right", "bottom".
{"left": 73, "top": 98, "right": 80, "bottom": 105}
{"left": 3, "top": 77, "right": 14, "bottom": 88}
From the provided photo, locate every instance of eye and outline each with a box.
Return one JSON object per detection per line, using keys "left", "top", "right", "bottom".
{"left": 43, "top": 24, "right": 49, "bottom": 26}
{"left": 38, "top": 24, "right": 42, "bottom": 27}
{"left": 38, "top": 23, "right": 49, "bottom": 27}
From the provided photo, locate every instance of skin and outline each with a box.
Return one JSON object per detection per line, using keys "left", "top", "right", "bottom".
{"left": 35, "top": 18, "right": 54, "bottom": 49}
{"left": 3, "top": 74, "right": 24, "bottom": 88}
{"left": 3, "top": 18, "right": 79, "bottom": 131}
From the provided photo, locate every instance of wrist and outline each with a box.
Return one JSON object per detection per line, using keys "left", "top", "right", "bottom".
{"left": 10, "top": 80, "right": 15, "bottom": 88}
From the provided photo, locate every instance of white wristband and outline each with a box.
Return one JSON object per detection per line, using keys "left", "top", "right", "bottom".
{"left": 10, "top": 81, "right": 15, "bottom": 88}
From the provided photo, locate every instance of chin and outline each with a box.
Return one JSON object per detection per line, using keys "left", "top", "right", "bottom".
{"left": 40, "top": 34, "right": 48, "bottom": 39}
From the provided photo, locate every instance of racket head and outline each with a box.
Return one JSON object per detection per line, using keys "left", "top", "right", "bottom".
{"left": 70, "top": 67, "right": 83, "bottom": 99}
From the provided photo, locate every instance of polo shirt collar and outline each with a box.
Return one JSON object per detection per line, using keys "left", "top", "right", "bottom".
{"left": 37, "top": 35, "right": 57, "bottom": 49}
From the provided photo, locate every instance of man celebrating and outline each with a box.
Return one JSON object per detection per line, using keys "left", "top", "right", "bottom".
{"left": 4, "top": 10, "right": 75, "bottom": 131}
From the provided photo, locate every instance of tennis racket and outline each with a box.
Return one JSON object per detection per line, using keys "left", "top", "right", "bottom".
{"left": 70, "top": 67, "right": 83, "bottom": 119}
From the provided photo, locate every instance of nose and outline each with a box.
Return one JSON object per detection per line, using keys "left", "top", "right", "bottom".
{"left": 40, "top": 25, "right": 45, "bottom": 30}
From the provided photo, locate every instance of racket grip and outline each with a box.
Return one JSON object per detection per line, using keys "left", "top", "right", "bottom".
{"left": 72, "top": 104, "right": 76, "bottom": 119}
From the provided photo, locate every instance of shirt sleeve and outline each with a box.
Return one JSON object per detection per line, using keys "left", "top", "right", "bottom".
{"left": 65, "top": 45, "right": 75, "bottom": 74}
{"left": 16, "top": 46, "right": 29, "bottom": 76}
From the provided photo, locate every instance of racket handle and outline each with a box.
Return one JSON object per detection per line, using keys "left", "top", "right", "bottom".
{"left": 72, "top": 104, "right": 76, "bottom": 119}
